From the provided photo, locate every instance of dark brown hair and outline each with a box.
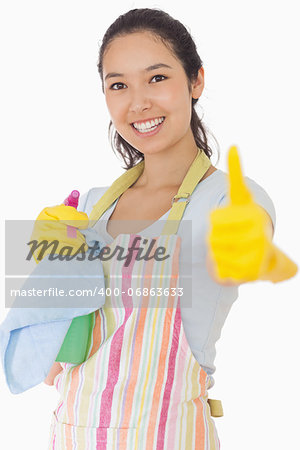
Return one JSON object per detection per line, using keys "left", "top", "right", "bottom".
{"left": 97, "top": 8, "right": 219, "bottom": 169}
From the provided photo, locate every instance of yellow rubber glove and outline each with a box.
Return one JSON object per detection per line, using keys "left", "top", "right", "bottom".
{"left": 207, "top": 146, "right": 298, "bottom": 283}
{"left": 29, "top": 204, "right": 89, "bottom": 263}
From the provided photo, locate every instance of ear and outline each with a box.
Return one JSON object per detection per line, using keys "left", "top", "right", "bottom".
{"left": 191, "top": 67, "right": 204, "bottom": 99}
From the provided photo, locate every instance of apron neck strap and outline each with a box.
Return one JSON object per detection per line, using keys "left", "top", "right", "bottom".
{"left": 89, "top": 148, "right": 211, "bottom": 235}
{"left": 161, "top": 149, "right": 211, "bottom": 235}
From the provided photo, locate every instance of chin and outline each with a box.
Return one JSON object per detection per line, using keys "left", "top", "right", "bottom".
{"left": 136, "top": 144, "right": 168, "bottom": 156}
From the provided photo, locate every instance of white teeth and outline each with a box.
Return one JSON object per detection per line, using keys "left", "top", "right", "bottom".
{"left": 137, "top": 127, "right": 157, "bottom": 133}
{"left": 133, "top": 117, "right": 165, "bottom": 131}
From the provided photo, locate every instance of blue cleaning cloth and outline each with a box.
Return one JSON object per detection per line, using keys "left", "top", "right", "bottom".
{"left": 0, "top": 228, "right": 106, "bottom": 394}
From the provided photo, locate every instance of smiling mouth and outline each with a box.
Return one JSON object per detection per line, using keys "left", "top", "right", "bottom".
{"left": 131, "top": 116, "right": 165, "bottom": 133}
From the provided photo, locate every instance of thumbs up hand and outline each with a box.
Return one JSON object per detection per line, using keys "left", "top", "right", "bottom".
{"left": 207, "top": 146, "right": 298, "bottom": 283}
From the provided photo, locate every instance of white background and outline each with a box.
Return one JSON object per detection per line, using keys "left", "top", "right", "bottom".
{"left": 1, "top": 0, "right": 299, "bottom": 449}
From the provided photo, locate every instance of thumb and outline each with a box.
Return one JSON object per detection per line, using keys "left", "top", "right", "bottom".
{"left": 228, "top": 145, "right": 253, "bottom": 205}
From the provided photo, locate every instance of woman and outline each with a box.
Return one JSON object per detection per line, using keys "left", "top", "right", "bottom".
{"left": 44, "top": 8, "right": 297, "bottom": 449}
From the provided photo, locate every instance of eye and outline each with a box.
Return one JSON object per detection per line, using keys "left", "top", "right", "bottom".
{"left": 110, "top": 82, "right": 126, "bottom": 90}
{"left": 150, "top": 75, "right": 167, "bottom": 83}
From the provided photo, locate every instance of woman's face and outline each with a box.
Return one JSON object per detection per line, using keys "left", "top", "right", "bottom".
{"left": 102, "top": 31, "right": 204, "bottom": 155}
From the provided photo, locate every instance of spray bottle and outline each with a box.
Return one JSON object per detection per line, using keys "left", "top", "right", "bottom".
{"left": 55, "top": 190, "right": 94, "bottom": 364}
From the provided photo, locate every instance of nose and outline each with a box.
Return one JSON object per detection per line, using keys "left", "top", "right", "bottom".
{"left": 129, "top": 87, "right": 152, "bottom": 114}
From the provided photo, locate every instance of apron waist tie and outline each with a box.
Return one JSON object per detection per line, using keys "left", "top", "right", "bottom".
{"left": 207, "top": 398, "right": 223, "bottom": 417}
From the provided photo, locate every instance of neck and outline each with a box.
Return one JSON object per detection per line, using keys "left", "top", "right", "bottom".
{"left": 133, "top": 141, "right": 200, "bottom": 191}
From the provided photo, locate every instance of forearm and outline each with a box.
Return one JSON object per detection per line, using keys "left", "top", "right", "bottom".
{"left": 44, "top": 361, "right": 63, "bottom": 386}
{"left": 260, "top": 244, "right": 298, "bottom": 283}
{"left": 258, "top": 208, "right": 297, "bottom": 283}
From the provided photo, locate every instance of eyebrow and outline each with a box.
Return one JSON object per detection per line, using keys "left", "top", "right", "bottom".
{"left": 104, "top": 63, "right": 173, "bottom": 81}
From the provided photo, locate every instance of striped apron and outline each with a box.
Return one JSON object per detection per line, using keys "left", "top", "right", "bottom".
{"left": 48, "top": 149, "right": 223, "bottom": 449}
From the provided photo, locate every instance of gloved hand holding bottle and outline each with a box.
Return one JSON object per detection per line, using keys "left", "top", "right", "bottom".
{"left": 207, "top": 146, "right": 298, "bottom": 284}
{"left": 29, "top": 190, "right": 89, "bottom": 263}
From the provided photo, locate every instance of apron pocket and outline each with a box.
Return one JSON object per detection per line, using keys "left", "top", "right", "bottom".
{"left": 50, "top": 413, "right": 138, "bottom": 449}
